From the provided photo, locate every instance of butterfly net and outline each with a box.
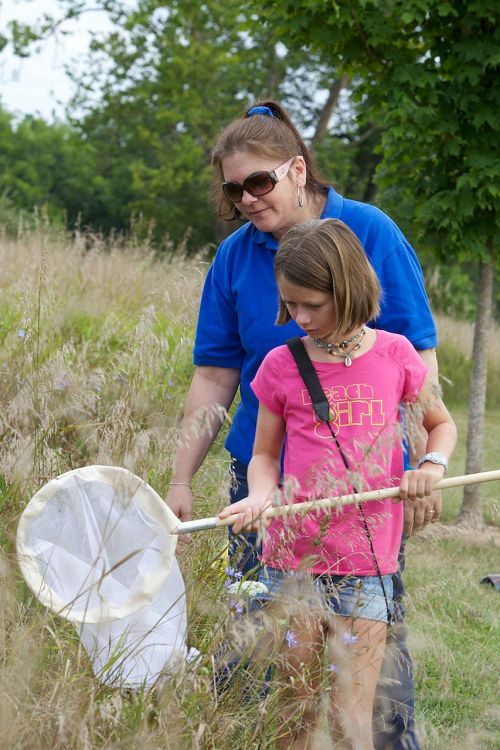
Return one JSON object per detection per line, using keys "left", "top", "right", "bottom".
{"left": 17, "top": 465, "right": 189, "bottom": 688}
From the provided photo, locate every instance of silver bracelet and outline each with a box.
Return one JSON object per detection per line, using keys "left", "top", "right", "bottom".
{"left": 169, "top": 481, "right": 192, "bottom": 487}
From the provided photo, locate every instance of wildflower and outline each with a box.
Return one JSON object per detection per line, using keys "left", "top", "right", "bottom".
{"left": 285, "top": 630, "right": 298, "bottom": 648}
{"left": 229, "top": 599, "right": 244, "bottom": 615}
{"left": 227, "top": 581, "right": 268, "bottom": 597}
{"left": 224, "top": 566, "right": 242, "bottom": 580}
{"left": 342, "top": 632, "right": 359, "bottom": 645}
{"left": 328, "top": 663, "right": 338, "bottom": 673}
{"left": 16, "top": 329, "right": 26, "bottom": 339}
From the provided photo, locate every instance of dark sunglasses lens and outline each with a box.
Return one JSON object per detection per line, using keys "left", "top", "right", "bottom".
{"left": 222, "top": 172, "right": 275, "bottom": 203}
{"left": 245, "top": 172, "right": 274, "bottom": 196}
{"left": 222, "top": 182, "right": 243, "bottom": 202}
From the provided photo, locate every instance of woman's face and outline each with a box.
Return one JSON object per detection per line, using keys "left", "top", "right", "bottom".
{"left": 277, "top": 276, "right": 338, "bottom": 341}
{"left": 221, "top": 151, "right": 306, "bottom": 239}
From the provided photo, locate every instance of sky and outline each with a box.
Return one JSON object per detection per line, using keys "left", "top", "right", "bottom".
{"left": 0, "top": 0, "right": 114, "bottom": 121}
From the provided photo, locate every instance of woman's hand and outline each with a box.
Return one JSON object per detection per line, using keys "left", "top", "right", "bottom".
{"left": 218, "top": 491, "right": 273, "bottom": 534}
{"left": 165, "top": 483, "right": 195, "bottom": 548}
{"left": 399, "top": 465, "right": 444, "bottom": 502}
{"left": 399, "top": 465, "right": 444, "bottom": 533}
{"left": 403, "top": 490, "right": 442, "bottom": 534}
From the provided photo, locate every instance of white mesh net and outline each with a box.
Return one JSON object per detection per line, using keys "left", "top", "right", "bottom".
{"left": 17, "top": 465, "right": 190, "bottom": 688}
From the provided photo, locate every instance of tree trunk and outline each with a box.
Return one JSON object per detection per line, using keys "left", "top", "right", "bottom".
{"left": 310, "top": 75, "right": 349, "bottom": 149}
{"left": 456, "top": 254, "right": 494, "bottom": 529}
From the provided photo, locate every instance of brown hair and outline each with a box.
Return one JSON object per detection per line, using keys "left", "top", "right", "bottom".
{"left": 211, "top": 100, "right": 329, "bottom": 219}
{"left": 275, "top": 219, "right": 381, "bottom": 338}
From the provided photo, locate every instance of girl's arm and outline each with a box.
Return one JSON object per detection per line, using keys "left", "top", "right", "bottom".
{"left": 218, "top": 403, "right": 285, "bottom": 533}
{"left": 399, "top": 375, "right": 457, "bottom": 502}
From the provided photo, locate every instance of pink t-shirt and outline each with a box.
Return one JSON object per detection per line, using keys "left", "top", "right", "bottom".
{"left": 251, "top": 330, "right": 428, "bottom": 576}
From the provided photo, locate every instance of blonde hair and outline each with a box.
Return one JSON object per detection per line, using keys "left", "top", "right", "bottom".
{"left": 275, "top": 219, "right": 381, "bottom": 338}
{"left": 211, "top": 100, "right": 329, "bottom": 220}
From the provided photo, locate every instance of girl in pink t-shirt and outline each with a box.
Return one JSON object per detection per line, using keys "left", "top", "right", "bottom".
{"left": 219, "top": 219, "right": 456, "bottom": 750}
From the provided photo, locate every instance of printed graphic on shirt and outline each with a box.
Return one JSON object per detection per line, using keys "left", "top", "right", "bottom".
{"left": 300, "top": 382, "right": 386, "bottom": 438}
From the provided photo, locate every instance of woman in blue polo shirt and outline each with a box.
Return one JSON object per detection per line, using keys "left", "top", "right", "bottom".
{"left": 166, "top": 100, "right": 437, "bottom": 750}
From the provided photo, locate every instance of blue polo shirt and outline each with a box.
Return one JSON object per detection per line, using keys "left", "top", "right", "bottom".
{"left": 194, "top": 187, "right": 437, "bottom": 466}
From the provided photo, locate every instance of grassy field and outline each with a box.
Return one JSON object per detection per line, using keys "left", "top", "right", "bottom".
{"left": 0, "top": 229, "right": 499, "bottom": 749}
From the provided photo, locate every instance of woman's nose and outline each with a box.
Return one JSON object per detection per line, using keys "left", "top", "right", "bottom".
{"left": 240, "top": 189, "right": 257, "bottom": 206}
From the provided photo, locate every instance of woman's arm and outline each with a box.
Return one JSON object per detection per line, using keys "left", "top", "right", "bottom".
{"left": 399, "top": 375, "right": 457, "bottom": 502}
{"left": 165, "top": 365, "right": 240, "bottom": 522}
{"left": 404, "top": 346, "right": 443, "bottom": 531}
{"left": 218, "top": 403, "right": 285, "bottom": 533}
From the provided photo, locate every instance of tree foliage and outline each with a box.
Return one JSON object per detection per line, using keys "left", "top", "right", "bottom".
{"left": 2, "top": 0, "right": 378, "bottom": 250}
{"left": 0, "top": 105, "right": 99, "bottom": 228}
{"left": 255, "top": 0, "right": 500, "bottom": 263}
{"left": 68, "top": 0, "right": 383, "bottom": 249}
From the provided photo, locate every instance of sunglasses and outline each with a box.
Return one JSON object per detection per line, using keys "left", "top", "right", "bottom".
{"left": 222, "top": 157, "right": 296, "bottom": 204}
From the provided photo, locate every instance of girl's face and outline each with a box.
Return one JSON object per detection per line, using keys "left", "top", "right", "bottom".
{"left": 221, "top": 151, "right": 306, "bottom": 239}
{"left": 278, "top": 276, "right": 338, "bottom": 340}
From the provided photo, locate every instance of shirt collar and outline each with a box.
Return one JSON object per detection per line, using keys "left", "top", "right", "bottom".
{"left": 321, "top": 186, "right": 343, "bottom": 218}
{"left": 252, "top": 187, "right": 343, "bottom": 251}
{"left": 252, "top": 225, "right": 278, "bottom": 250}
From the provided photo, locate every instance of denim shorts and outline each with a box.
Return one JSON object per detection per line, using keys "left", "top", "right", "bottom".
{"left": 256, "top": 566, "right": 394, "bottom": 623}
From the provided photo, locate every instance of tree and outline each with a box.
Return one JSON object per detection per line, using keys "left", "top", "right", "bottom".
{"left": 3, "top": 1, "right": 380, "bottom": 249}
{"left": 254, "top": 0, "right": 500, "bottom": 527}
{"left": 68, "top": 0, "right": 381, "bottom": 249}
{"left": 0, "top": 104, "right": 103, "bottom": 229}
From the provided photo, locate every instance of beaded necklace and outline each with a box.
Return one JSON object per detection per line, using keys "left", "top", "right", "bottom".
{"left": 311, "top": 326, "right": 366, "bottom": 367}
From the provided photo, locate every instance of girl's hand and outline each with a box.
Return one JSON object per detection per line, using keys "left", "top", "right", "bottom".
{"left": 218, "top": 491, "right": 273, "bottom": 534}
{"left": 399, "top": 465, "right": 445, "bottom": 503}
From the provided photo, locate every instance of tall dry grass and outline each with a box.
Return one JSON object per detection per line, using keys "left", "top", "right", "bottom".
{"left": 0, "top": 228, "right": 499, "bottom": 749}
{"left": 0, "top": 227, "right": 304, "bottom": 750}
{"left": 0, "top": 227, "right": 206, "bottom": 493}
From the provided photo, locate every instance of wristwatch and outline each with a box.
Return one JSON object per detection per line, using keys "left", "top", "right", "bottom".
{"left": 416, "top": 452, "right": 448, "bottom": 474}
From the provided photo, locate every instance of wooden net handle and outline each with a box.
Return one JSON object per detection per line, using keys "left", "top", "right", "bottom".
{"left": 172, "top": 470, "right": 500, "bottom": 534}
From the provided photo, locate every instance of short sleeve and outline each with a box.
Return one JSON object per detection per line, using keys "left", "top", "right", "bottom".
{"left": 193, "top": 248, "right": 245, "bottom": 369}
{"left": 376, "top": 242, "right": 437, "bottom": 350}
{"left": 251, "top": 350, "right": 285, "bottom": 416}
{"left": 397, "top": 337, "right": 429, "bottom": 402}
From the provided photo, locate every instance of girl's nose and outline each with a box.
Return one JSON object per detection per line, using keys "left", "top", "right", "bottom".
{"left": 295, "top": 309, "right": 311, "bottom": 327}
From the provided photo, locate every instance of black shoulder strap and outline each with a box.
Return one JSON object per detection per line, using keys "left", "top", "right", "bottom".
{"left": 286, "top": 337, "right": 330, "bottom": 423}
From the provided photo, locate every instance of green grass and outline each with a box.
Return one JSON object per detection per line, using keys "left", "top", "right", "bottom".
{"left": 406, "top": 533, "right": 500, "bottom": 748}
{"left": 404, "top": 403, "right": 500, "bottom": 749}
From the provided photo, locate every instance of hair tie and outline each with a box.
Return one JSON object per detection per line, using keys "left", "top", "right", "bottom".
{"left": 247, "top": 105, "right": 273, "bottom": 118}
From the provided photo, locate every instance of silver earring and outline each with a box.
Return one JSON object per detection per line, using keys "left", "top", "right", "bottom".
{"left": 298, "top": 185, "right": 304, "bottom": 208}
